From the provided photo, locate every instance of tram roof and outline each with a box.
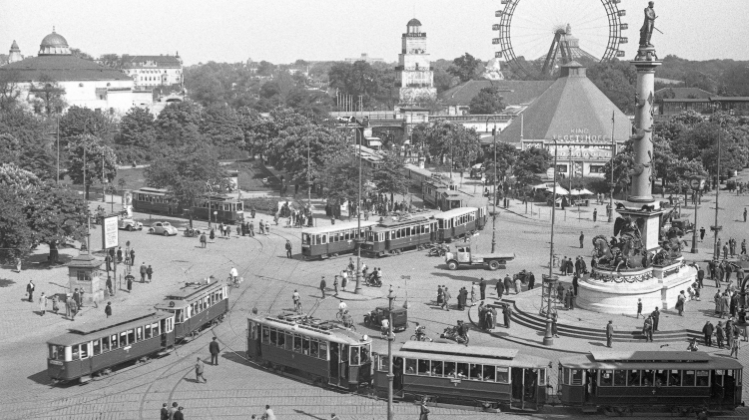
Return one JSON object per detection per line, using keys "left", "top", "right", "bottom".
{"left": 154, "top": 280, "right": 225, "bottom": 310}
{"left": 559, "top": 352, "right": 743, "bottom": 370}
{"left": 133, "top": 187, "right": 169, "bottom": 196}
{"left": 434, "top": 207, "right": 477, "bottom": 219}
{"left": 392, "top": 343, "right": 549, "bottom": 368}
{"left": 400, "top": 341, "right": 518, "bottom": 360}
{"left": 248, "top": 313, "right": 372, "bottom": 346}
{"left": 376, "top": 216, "right": 431, "bottom": 228}
{"left": 47, "top": 311, "right": 172, "bottom": 346}
{"left": 302, "top": 220, "right": 378, "bottom": 235}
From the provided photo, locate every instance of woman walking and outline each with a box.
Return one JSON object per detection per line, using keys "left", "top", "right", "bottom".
{"left": 39, "top": 292, "right": 47, "bottom": 316}
{"left": 730, "top": 334, "right": 740, "bottom": 359}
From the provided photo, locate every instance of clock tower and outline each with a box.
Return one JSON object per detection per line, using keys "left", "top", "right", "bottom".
{"left": 396, "top": 19, "right": 436, "bottom": 105}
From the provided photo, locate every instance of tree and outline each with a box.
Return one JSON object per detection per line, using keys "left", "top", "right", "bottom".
{"left": 70, "top": 48, "right": 94, "bottom": 61}
{"left": 513, "top": 147, "right": 552, "bottom": 187}
{"left": 200, "top": 104, "right": 245, "bottom": 158}
{"left": 603, "top": 144, "right": 634, "bottom": 197}
{"left": 285, "top": 88, "right": 332, "bottom": 119}
{"left": 320, "top": 152, "right": 370, "bottom": 206}
{"left": 0, "top": 108, "right": 56, "bottom": 179}
{"left": 469, "top": 87, "right": 506, "bottom": 114}
{"left": 483, "top": 142, "right": 518, "bottom": 184}
{"left": 0, "top": 69, "right": 23, "bottom": 111}
{"left": 66, "top": 134, "right": 118, "bottom": 200}
{"left": 328, "top": 61, "right": 395, "bottom": 109}
{"left": 236, "top": 106, "right": 267, "bottom": 158}
{"left": 154, "top": 101, "right": 203, "bottom": 149}
{"left": 373, "top": 150, "right": 408, "bottom": 203}
{"left": 98, "top": 54, "right": 123, "bottom": 69}
{"left": 586, "top": 59, "right": 637, "bottom": 114}
{"left": 29, "top": 75, "right": 66, "bottom": 116}
{"left": 448, "top": 53, "right": 481, "bottom": 83}
{"left": 115, "top": 106, "right": 156, "bottom": 164}
{"left": 59, "top": 105, "right": 117, "bottom": 148}
{"left": 0, "top": 188, "right": 33, "bottom": 264}
{"left": 422, "top": 121, "right": 483, "bottom": 172}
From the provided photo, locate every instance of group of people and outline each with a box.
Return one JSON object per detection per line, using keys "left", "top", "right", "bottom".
{"left": 716, "top": 237, "right": 746, "bottom": 261}
{"left": 31, "top": 280, "right": 89, "bottom": 321}
{"left": 559, "top": 255, "right": 588, "bottom": 276}
{"left": 278, "top": 201, "right": 313, "bottom": 228}
{"left": 104, "top": 246, "right": 135, "bottom": 269}
{"left": 701, "top": 319, "right": 744, "bottom": 358}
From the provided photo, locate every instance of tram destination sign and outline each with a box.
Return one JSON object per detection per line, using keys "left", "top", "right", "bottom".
{"left": 102, "top": 215, "right": 119, "bottom": 249}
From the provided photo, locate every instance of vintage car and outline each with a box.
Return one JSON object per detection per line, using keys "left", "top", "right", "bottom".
{"left": 363, "top": 306, "right": 408, "bottom": 332}
{"left": 148, "top": 221, "right": 179, "bottom": 236}
{"left": 118, "top": 217, "right": 143, "bottom": 231}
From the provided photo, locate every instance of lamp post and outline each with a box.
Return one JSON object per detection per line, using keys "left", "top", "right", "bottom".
{"left": 712, "top": 111, "right": 722, "bottom": 260}
{"left": 543, "top": 138, "right": 559, "bottom": 346}
{"left": 487, "top": 116, "right": 498, "bottom": 254}
{"left": 355, "top": 123, "right": 363, "bottom": 294}
{"left": 609, "top": 111, "right": 616, "bottom": 222}
{"left": 386, "top": 284, "right": 395, "bottom": 420}
{"left": 690, "top": 177, "right": 703, "bottom": 254}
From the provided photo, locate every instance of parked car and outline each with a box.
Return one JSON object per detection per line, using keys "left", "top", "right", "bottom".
{"left": 148, "top": 221, "right": 179, "bottom": 236}
{"left": 118, "top": 217, "right": 143, "bottom": 231}
{"left": 364, "top": 306, "right": 408, "bottom": 332}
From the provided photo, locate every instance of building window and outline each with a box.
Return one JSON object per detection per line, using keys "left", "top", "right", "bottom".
{"left": 589, "top": 165, "right": 606, "bottom": 174}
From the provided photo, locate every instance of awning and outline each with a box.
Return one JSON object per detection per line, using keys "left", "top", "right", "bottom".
{"left": 531, "top": 183, "right": 549, "bottom": 190}
{"left": 570, "top": 188, "right": 594, "bottom": 196}
{"left": 546, "top": 186, "right": 569, "bottom": 195}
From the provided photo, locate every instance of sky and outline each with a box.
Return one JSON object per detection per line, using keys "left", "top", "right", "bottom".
{"left": 1, "top": 0, "right": 748, "bottom": 66}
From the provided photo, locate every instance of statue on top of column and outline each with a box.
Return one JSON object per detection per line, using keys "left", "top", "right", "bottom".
{"left": 639, "top": 1, "right": 657, "bottom": 48}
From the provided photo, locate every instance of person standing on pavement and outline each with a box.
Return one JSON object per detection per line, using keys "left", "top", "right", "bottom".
{"left": 51, "top": 295, "right": 59, "bottom": 314}
{"left": 442, "top": 287, "right": 451, "bottom": 311}
{"left": 697, "top": 265, "right": 705, "bottom": 288}
{"left": 130, "top": 248, "right": 135, "bottom": 267}
{"left": 636, "top": 299, "right": 642, "bottom": 319}
{"left": 703, "top": 321, "right": 714, "bottom": 346}
{"left": 195, "top": 357, "right": 206, "bottom": 383}
{"left": 160, "top": 403, "right": 169, "bottom": 420}
{"left": 572, "top": 274, "right": 579, "bottom": 296}
{"left": 263, "top": 405, "right": 276, "bottom": 420}
{"left": 495, "top": 278, "right": 504, "bottom": 299}
{"left": 479, "top": 278, "right": 486, "bottom": 300}
{"left": 652, "top": 307, "right": 660, "bottom": 331}
{"left": 105, "top": 302, "right": 112, "bottom": 318}
{"left": 606, "top": 320, "right": 614, "bottom": 348}
{"left": 173, "top": 407, "right": 184, "bottom": 420}
{"left": 68, "top": 296, "right": 77, "bottom": 321}
{"left": 716, "top": 321, "right": 725, "bottom": 349}
{"left": 106, "top": 276, "right": 113, "bottom": 296}
{"left": 528, "top": 272, "right": 535, "bottom": 290}
{"left": 39, "top": 292, "right": 47, "bottom": 316}
{"left": 742, "top": 239, "right": 747, "bottom": 255}
{"left": 513, "top": 275, "right": 521, "bottom": 294}
{"left": 320, "top": 276, "right": 327, "bottom": 299}
{"left": 503, "top": 304, "right": 512, "bottom": 328}
{"left": 200, "top": 233, "right": 207, "bottom": 248}
{"left": 579, "top": 231, "right": 585, "bottom": 248}
{"left": 419, "top": 399, "right": 430, "bottom": 420}
{"left": 715, "top": 291, "right": 723, "bottom": 315}
{"left": 285, "top": 240, "right": 292, "bottom": 258}
{"left": 470, "top": 282, "right": 477, "bottom": 305}
{"left": 700, "top": 227, "right": 706, "bottom": 242}
{"left": 105, "top": 254, "right": 112, "bottom": 272}
{"left": 140, "top": 263, "right": 147, "bottom": 283}
{"left": 27, "top": 280, "right": 35, "bottom": 302}
{"left": 116, "top": 246, "right": 123, "bottom": 263}
{"left": 744, "top": 208, "right": 747, "bottom": 223}
{"left": 169, "top": 402, "right": 179, "bottom": 420}
{"left": 503, "top": 274, "right": 512, "bottom": 295}
{"left": 593, "top": 208, "right": 597, "bottom": 222}
{"left": 333, "top": 277, "right": 339, "bottom": 296}
{"left": 730, "top": 336, "right": 740, "bottom": 359}
{"left": 209, "top": 337, "right": 220, "bottom": 365}
{"left": 147, "top": 265, "right": 154, "bottom": 283}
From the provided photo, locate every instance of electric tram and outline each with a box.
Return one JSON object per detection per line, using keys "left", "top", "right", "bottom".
{"left": 131, "top": 187, "right": 244, "bottom": 224}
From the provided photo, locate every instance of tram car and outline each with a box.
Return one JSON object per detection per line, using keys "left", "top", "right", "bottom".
{"left": 131, "top": 187, "right": 180, "bottom": 215}
{"left": 301, "top": 220, "right": 378, "bottom": 260}
{"left": 131, "top": 188, "right": 244, "bottom": 224}
{"left": 404, "top": 164, "right": 432, "bottom": 189}
{"left": 373, "top": 341, "right": 550, "bottom": 411}
{"left": 558, "top": 351, "right": 744, "bottom": 414}
{"left": 422, "top": 179, "right": 465, "bottom": 210}
{"left": 360, "top": 216, "right": 438, "bottom": 257}
{"left": 435, "top": 207, "right": 487, "bottom": 242}
{"left": 47, "top": 311, "right": 176, "bottom": 383}
{"left": 247, "top": 312, "right": 373, "bottom": 391}
{"left": 154, "top": 281, "right": 229, "bottom": 342}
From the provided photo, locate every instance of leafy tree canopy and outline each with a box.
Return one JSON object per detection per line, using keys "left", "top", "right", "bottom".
{"left": 468, "top": 87, "right": 506, "bottom": 114}
{"left": 448, "top": 53, "right": 482, "bottom": 83}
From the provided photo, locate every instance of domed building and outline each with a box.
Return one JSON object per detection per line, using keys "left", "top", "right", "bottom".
{"left": 0, "top": 29, "right": 142, "bottom": 114}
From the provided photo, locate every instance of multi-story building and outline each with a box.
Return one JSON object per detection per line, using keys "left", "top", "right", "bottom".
{"left": 122, "top": 54, "right": 183, "bottom": 88}
{"left": 395, "top": 19, "right": 436, "bottom": 105}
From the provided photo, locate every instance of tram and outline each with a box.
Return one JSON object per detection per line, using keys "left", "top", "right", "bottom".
{"left": 131, "top": 187, "right": 179, "bottom": 215}
{"left": 558, "top": 351, "right": 744, "bottom": 414}
{"left": 154, "top": 281, "right": 229, "bottom": 342}
{"left": 373, "top": 341, "right": 550, "bottom": 411}
{"left": 301, "top": 220, "right": 378, "bottom": 260}
{"left": 360, "top": 216, "right": 438, "bottom": 257}
{"left": 47, "top": 312, "right": 176, "bottom": 383}
{"left": 247, "top": 313, "right": 373, "bottom": 390}
{"left": 131, "top": 188, "right": 244, "bottom": 224}
{"left": 434, "top": 207, "right": 486, "bottom": 242}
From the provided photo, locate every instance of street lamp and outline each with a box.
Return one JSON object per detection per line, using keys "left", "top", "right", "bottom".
{"left": 711, "top": 109, "right": 723, "bottom": 261}
{"left": 386, "top": 284, "right": 395, "bottom": 420}
{"left": 690, "top": 177, "right": 704, "bottom": 254}
{"left": 355, "top": 123, "right": 363, "bottom": 294}
{"left": 609, "top": 111, "right": 616, "bottom": 222}
{"left": 543, "top": 138, "right": 560, "bottom": 346}
{"left": 487, "top": 116, "right": 498, "bottom": 254}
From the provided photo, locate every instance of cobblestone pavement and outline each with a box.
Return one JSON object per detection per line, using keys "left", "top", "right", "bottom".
{"left": 1, "top": 170, "right": 748, "bottom": 420}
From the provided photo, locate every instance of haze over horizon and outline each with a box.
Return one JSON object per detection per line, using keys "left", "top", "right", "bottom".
{"left": 2, "top": 0, "right": 747, "bottom": 66}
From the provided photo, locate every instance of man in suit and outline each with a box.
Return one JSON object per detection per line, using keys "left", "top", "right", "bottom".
{"left": 209, "top": 337, "right": 220, "bottom": 365}
{"left": 703, "top": 321, "right": 714, "bottom": 346}
{"left": 140, "top": 263, "right": 147, "bottom": 283}
{"left": 606, "top": 320, "right": 614, "bottom": 348}
{"left": 651, "top": 307, "right": 660, "bottom": 331}
{"left": 27, "top": 280, "right": 35, "bottom": 302}
{"left": 479, "top": 278, "right": 486, "bottom": 300}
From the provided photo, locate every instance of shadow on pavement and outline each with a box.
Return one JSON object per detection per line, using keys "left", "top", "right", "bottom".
{"left": 293, "top": 409, "right": 326, "bottom": 419}
{"left": 588, "top": 341, "right": 607, "bottom": 347}
{"left": 0, "top": 278, "right": 16, "bottom": 287}
{"left": 27, "top": 370, "right": 55, "bottom": 386}
{"left": 430, "top": 272, "right": 481, "bottom": 283}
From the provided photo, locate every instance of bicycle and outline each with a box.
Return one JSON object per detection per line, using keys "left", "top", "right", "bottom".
{"left": 227, "top": 276, "right": 243, "bottom": 288}
{"left": 410, "top": 323, "right": 433, "bottom": 342}
{"left": 294, "top": 299, "right": 303, "bottom": 314}
{"left": 335, "top": 309, "right": 348, "bottom": 321}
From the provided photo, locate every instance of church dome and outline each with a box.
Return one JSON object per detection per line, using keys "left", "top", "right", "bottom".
{"left": 39, "top": 29, "right": 71, "bottom": 56}
{"left": 407, "top": 18, "right": 422, "bottom": 27}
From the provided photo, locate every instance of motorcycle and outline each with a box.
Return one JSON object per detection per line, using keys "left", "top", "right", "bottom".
{"left": 365, "top": 272, "right": 382, "bottom": 287}
{"left": 427, "top": 244, "right": 449, "bottom": 257}
{"left": 440, "top": 325, "right": 469, "bottom": 346}
{"left": 410, "top": 323, "right": 433, "bottom": 342}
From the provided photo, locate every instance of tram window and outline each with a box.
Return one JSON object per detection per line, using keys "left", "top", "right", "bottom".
{"left": 262, "top": 326, "right": 270, "bottom": 344}
{"left": 613, "top": 370, "right": 626, "bottom": 386}
{"left": 482, "top": 365, "right": 495, "bottom": 382}
{"left": 111, "top": 334, "right": 119, "bottom": 349}
{"left": 641, "top": 370, "right": 654, "bottom": 386}
{"left": 321, "top": 235, "right": 327, "bottom": 244}
{"left": 310, "top": 340, "right": 319, "bottom": 358}
{"left": 120, "top": 331, "right": 128, "bottom": 347}
{"left": 278, "top": 332, "right": 286, "bottom": 348}
{"left": 344, "top": 231, "right": 350, "bottom": 241}
{"left": 80, "top": 343, "right": 89, "bottom": 359}
{"left": 683, "top": 370, "right": 696, "bottom": 386}
{"left": 145, "top": 325, "right": 152, "bottom": 339}
{"left": 361, "top": 345, "right": 370, "bottom": 363}
{"left": 285, "top": 333, "right": 294, "bottom": 350}
{"left": 378, "top": 355, "right": 388, "bottom": 372}
{"left": 102, "top": 336, "right": 110, "bottom": 351}
{"left": 71, "top": 345, "right": 80, "bottom": 361}
{"left": 417, "top": 360, "right": 430, "bottom": 376}
{"left": 136, "top": 327, "right": 143, "bottom": 342}
{"left": 469, "top": 364, "right": 482, "bottom": 380}
{"left": 539, "top": 369, "right": 546, "bottom": 386}
{"left": 293, "top": 335, "right": 302, "bottom": 353}
{"left": 627, "top": 370, "right": 640, "bottom": 386}
{"left": 302, "top": 234, "right": 310, "bottom": 245}
{"left": 431, "top": 361, "right": 443, "bottom": 377}
{"left": 655, "top": 370, "right": 667, "bottom": 386}
{"left": 93, "top": 339, "right": 101, "bottom": 356}
{"left": 350, "top": 347, "right": 360, "bottom": 365}
{"left": 668, "top": 370, "right": 681, "bottom": 386}
{"left": 497, "top": 367, "right": 510, "bottom": 384}
{"left": 600, "top": 370, "right": 613, "bottom": 386}
{"left": 696, "top": 370, "right": 709, "bottom": 386}
{"left": 152, "top": 322, "right": 160, "bottom": 336}
{"left": 270, "top": 329, "right": 277, "bottom": 346}
{"left": 303, "top": 338, "right": 310, "bottom": 356}
{"left": 444, "top": 362, "right": 456, "bottom": 377}
{"left": 405, "top": 359, "right": 416, "bottom": 374}
{"left": 456, "top": 363, "right": 468, "bottom": 379}
{"left": 50, "top": 345, "right": 64, "bottom": 360}
{"left": 571, "top": 369, "right": 583, "bottom": 385}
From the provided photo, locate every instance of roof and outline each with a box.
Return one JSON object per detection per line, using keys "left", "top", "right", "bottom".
{"left": 655, "top": 87, "right": 712, "bottom": 100}
{"left": 440, "top": 80, "right": 554, "bottom": 107}
{"left": 161, "top": 280, "right": 224, "bottom": 301}
{"left": 393, "top": 342, "right": 549, "bottom": 368}
{"left": 378, "top": 216, "right": 430, "bottom": 228}
{"left": 248, "top": 313, "right": 371, "bottom": 346}
{"left": 48, "top": 312, "right": 171, "bottom": 346}
{"left": 559, "top": 352, "right": 742, "bottom": 371}
{"left": 40, "top": 31, "right": 69, "bottom": 48}
{"left": 302, "top": 220, "right": 378, "bottom": 235}
{"left": 401, "top": 341, "right": 518, "bottom": 360}
{"left": 67, "top": 253, "right": 102, "bottom": 269}
{"left": 662, "top": 98, "right": 710, "bottom": 103}
{"left": 710, "top": 96, "right": 749, "bottom": 102}
{"left": 407, "top": 18, "right": 422, "bottom": 26}
{"left": 434, "top": 207, "right": 478, "bottom": 219}
{"left": 10, "top": 40, "right": 20, "bottom": 52}
{"left": 591, "top": 351, "right": 711, "bottom": 362}
{"left": 123, "top": 55, "right": 182, "bottom": 69}
{"left": 501, "top": 64, "right": 632, "bottom": 143}
{"left": 405, "top": 163, "right": 431, "bottom": 177}
{"left": 0, "top": 55, "right": 132, "bottom": 82}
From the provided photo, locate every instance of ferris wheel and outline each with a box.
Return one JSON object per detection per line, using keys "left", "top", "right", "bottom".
{"left": 493, "top": 0, "right": 628, "bottom": 77}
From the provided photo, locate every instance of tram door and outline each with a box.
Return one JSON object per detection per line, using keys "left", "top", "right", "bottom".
{"left": 329, "top": 343, "right": 339, "bottom": 386}
{"left": 510, "top": 368, "right": 540, "bottom": 410}
{"left": 511, "top": 367, "right": 524, "bottom": 407}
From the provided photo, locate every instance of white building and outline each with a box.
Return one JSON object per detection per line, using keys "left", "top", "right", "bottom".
{"left": 0, "top": 30, "right": 142, "bottom": 115}
{"left": 396, "top": 19, "right": 436, "bottom": 105}
{"left": 122, "top": 54, "right": 183, "bottom": 88}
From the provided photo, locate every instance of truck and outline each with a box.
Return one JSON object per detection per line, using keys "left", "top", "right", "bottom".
{"left": 444, "top": 246, "right": 515, "bottom": 271}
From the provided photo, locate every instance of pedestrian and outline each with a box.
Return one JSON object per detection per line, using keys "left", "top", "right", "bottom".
{"left": 333, "top": 277, "right": 339, "bottom": 296}
{"left": 723, "top": 244, "right": 729, "bottom": 260}
{"left": 745, "top": 208, "right": 748, "bottom": 223}
{"left": 579, "top": 231, "right": 584, "bottom": 248}
{"left": 676, "top": 290, "right": 685, "bottom": 316}
{"left": 419, "top": 399, "right": 430, "bottom": 420}
{"left": 195, "top": 357, "right": 206, "bottom": 383}
{"left": 442, "top": 287, "right": 451, "bottom": 311}
{"left": 51, "top": 295, "right": 59, "bottom": 314}
{"left": 127, "top": 274, "right": 133, "bottom": 292}
{"left": 742, "top": 239, "right": 747, "bottom": 255}
{"left": 700, "top": 227, "right": 706, "bottom": 241}
{"left": 557, "top": 282, "right": 565, "bottom": 305}
{"left": 169, "top": 402, "right": 179, "bottom": 420}
{"left": 105, "top": 301, "right": 112, "bottom": 318}
{"left": 209, "top": 337, "right": 220, "bottom": 365}
{"left": 503, "top": 274, "right": 512, "bottom": 295}
{"left": 320, "top": 276, "right": 327, "bottom": 299}
{"left": 105, "top": 254, "right": 112, "bottom": 272}
{"left": 513, "top": 275, "right": 521, "bottom": 294}
{"left": 722, "top": 293, "right": 730, "bottom": 319}
{"left": 39, "top": 292, "right": 47, "bottom": 316}
{"left": 652, "top": 307, "right": 660, "bottom": 331}
{"left": 495, "top": 278, "right": 504, "bottom": 298}
{"left": 716, "top": 321, "right": 725, "bottom": 348}
{"left": 697, "top": 265, "right": 705, "bottom": 288}
{"left": 147, "top": 265, "right": 154, "bottom": 282}
{"left": 643, "top": 316, "right": 653, "bottom": 342}
{"left": 68, "top": 296, "right": 77, "bottom": 321}
{"left": 117, "top": 246, "right": 123, "bottom": 263}
{"left": 572, "top": 274, "right": 579, "bottom": 296}
{"left": 479, "top": 278, "right": 486, "bottom": 300}
{"left": 285, "top": 240, "right": 292, "bottom": 258}
{"left": 26, "top": 280, "right": 35, "bottom": 302}
{"left": 503, "top": 304, "right": 512, "bottom": 328}
{"left": 703, "top": 321, "right": 713, "bottom": 346}
{"left": 140, "top": 263, "right": 147, "bottom": 283}
{"left": 130, "top": 248, "right": 135, "bottom": 266}
{"left": 470, "top": 282, "right": 477, "bottom": 305}
{"left": 687, "top": 337, "right": 699, "bottom": 352}
{"left": 249, "top": 221, "right": 255, "bottom": 237}
{"left": 552, "top": 312, "right": 559, "bottom": 338}
{"left": 106, "top": 276, "right": 113, "bottom": 296}
{"left": 606, "top": 320, "right": 614, "bottom": 348}
{"left": 569, "top": 287, "right": 576, "bottom": 310}
{"left": 593, "top": 208, "right": 597, "bottom": 222}
{"left": 436, "top": 285, "right": 443, "bottom": 306}
{"left": 160, "top": 403, "right": 169, "bottom": 420}
{"left": 637, "top": 298, "right": 642, "bottom": 319}
{"left": 210, "top": 228, "right": 215, "bottom": 240}
{"left": 173, "top": 407, "right": 184, "bottom": 420}
{"left": 200, "top": 233, "right": 207, "bottom": 248}
{"left": 730, "top": 331, "right": 740, "bottom": 359}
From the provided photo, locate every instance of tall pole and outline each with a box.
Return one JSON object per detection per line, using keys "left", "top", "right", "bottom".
{"left": 608, "top": 111, "right": 615, "bottom": 222}
{"left": 691, "top": 181, "right": 700, "bottom": 254}
{"left": 307, "top": 135, "right": 311, "bottom": 207}
{"left": 543, "top": 139, "right": 559, "bottom": 347}
{"left": 713, "top": 116, "right": 722, "bottom": 260}
{"left": 84, "top": 146, "right": 90, "bottom": 252}
{"left": 490, "top": 117, "right": 497, "bottom": 254}
{"left": 355, "top": 124, "right": 363, "bottom": 294}
{"left": 56, "top": 116, "right": 60, "bottom": 185}
{"left": 386, "top": 285, "right": 395, "bottom": 420}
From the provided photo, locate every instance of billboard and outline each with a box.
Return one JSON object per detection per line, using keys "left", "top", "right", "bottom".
{"left": 102, "top": 215, "right": 119, "bottom": 249}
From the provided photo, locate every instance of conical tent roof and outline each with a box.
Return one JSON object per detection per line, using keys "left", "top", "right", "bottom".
{"left": 502, "top": 62, "right": 631, "bottom": 143}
